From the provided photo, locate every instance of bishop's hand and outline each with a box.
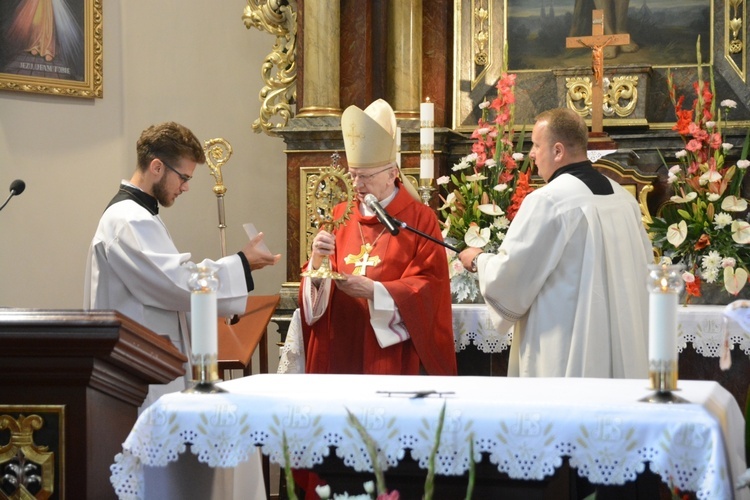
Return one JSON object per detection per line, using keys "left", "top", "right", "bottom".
{"left": 310, "top": 230, "right": 335, "bottom": 270}
{"left": 335, "top": 273, "right": 374, "bottom": 300}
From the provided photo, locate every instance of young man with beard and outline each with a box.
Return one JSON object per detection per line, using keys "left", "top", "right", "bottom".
{"left": 84, "top": 121, "right": 280, "bottom": 408}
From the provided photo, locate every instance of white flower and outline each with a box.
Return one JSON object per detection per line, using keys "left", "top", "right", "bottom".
{"left": 493, "top": 183, "right": 508, "bottom": 192}
{"left": 363, "top": 481, "right": 375, "bottom": 494}
{"left": 452, "top": 158, "right": 473, "bottom": 171}
{"left": 465, "top": 173, "right": 487, "bottom": 182}
{"left": 701, "top": 250, "right": 722, "bottom": 270}
{"left": 737, "top": 159, "right": 750, "bottom": 169}
{"left": 714, "top": 212, "right": 733, "bottom": 229}
{"left": 699, "top": 170, "right": 721, "bottom": 184}
{"left": 722, "top": 257, "right": 737, "bottom": 268}
{"left": 666, "top": 220, "right": 687, "bottom": 247}
{"left": 707, "top": 193, "right": 720, "bottom": 202}
{"left": 316, "top": 485, "right": 332, "bottom": 499}
{"left": 438, "top": 192, "right": 456, "bottom": 210}
{"left": 464, "top": 223, "right": 491, "bottom": 248}
{"left": 682, "top": 271, "right": 695, "bottom": 283}
{"left": 478, "top": 100, "right": 490, "bottom": 109}
{"left": 721, "top": 99, "right": 737, "bottom": 109}
{"left": 701, "top": 266, "right": 719, "bottom": 283}
{"left": 485, "top": 158, "right": 497, "bottom": 168}
{"left": 670, "top": 191, "right": 698, "bottom": 203}
{"left": 475, "top": 127, "right": 491, "bottom": 136}
{"left": 667, "top": 173, "right": 678, "bottom": 184}
{"left": 493, "top": 216, "right": 510, "bottom": 229}
{"left": 675, "top": 149, "right": 688, "bottom": 159}
{"left": 668, "top": 165, "right": 681, "bottom": 174}
{"left": 721, "top": 196, "right": 748, "bottom": 212}
{"left": 478, "top": 203, "right": 504, "bottom": 216}
{"left": 436, "top": 175, "right": 450, "bottom": 186}
{"left": 722, "top": 143, "right": 734, "bottom": 152}
{"left": 732, "top": 220, "right": 750, "bottom": 244}
{"left": 512, "top": 152, "right": 524, "bottom": 161}
{"left": 705, "top": 121, "right": 716, "bottom": 129}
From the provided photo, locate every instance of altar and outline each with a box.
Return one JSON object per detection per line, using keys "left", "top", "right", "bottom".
{"left": 111, "top": 374, "right": 749, "bottom": 500}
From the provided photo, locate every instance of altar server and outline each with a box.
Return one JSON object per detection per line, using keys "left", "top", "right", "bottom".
{"left": 460, "top": 108, "right": 650, "bottom": 378}
{"left": 300, "top": 99, "right": 456, "bottom": 376}
{"left": 84, "top": 121, "right": 280, "bottom": 408}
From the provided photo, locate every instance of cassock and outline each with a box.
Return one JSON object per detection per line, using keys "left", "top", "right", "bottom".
{"left": 300, "top": 185, "right": 456, "bottom": 376}
{"left": 477, "top": 163, "right": 651, "bottom": 378}
{"left": 84, "top": 182, "right": 252, "bottom": 407}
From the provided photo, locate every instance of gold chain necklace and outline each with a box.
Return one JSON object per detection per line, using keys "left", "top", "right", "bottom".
{"left": 344, "top": 223, "right": 388, "bottom": 276}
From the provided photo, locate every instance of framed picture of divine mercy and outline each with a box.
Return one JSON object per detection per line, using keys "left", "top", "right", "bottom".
{"left": 452, "top": 0, "right": 714, "bottom": 131}
{"left": 0, "top": 0, "right": 102, "bottom": 98}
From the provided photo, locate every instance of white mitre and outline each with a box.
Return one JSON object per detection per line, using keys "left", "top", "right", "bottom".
{"left": 341, "top": 99, "right": 420, "bottom": 200}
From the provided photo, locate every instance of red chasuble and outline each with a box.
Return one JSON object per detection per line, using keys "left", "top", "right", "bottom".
{"left": 300, "top": 186, "right": 457, "bottom": 376}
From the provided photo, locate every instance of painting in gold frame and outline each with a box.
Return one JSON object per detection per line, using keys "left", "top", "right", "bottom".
{"left": 0, "top": 0, "right": 102, "bottom": 98}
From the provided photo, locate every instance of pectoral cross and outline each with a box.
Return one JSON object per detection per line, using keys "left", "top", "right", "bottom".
{"left": 344, "top": 244, "right": 381, "bottom": 276}
{"left": 565, "top": 10, "right": 630, "bottom": 134}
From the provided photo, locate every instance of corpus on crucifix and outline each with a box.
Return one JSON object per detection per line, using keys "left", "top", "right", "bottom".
{"left": 565, "top": 9, "right": 630, "bottom": 140}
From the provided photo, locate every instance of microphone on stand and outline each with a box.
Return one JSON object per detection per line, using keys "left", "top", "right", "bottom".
{"left": 0, "top": 179, "right": 25, "bottom": 212}
{"left": 364, "top": 194, "right": 400, "bottom": 235}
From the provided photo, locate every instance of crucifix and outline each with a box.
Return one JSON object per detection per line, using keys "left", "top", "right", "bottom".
{"left": 344, "top": 245, "right": 380, "bottom": 276}
{"left": 565, "top": 9, "right": 630, "bottom": 135}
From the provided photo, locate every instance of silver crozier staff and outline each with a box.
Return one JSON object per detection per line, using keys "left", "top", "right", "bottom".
{"left": 203, "top": 138, "right": 238, "bottom": 324}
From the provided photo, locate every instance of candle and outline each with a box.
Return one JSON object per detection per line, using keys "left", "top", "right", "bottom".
{"left": 648, "top": 290, "right": 678, "bottom": 362}
{"left": 191, "top": 290, "right": 218, "bottom": 356}
{"left": 420, "top": 99, "right": 434, "bottom": 127}
{"left": 420, "top": 98, "right": 435, "bottom": 179}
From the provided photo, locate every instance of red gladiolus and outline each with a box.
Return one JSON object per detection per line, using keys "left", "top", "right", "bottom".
{"left": 685, "top": 276, "right": 702, "bottom": 297}
{"left": 694, "top": 234, "right": 710, "bottom": 250}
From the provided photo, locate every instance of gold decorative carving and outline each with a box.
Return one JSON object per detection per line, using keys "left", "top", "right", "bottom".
{"left": 0, "top": 408, "right": 63, "bottom": 499}
{"left": 243, "top": 0, "right": 298, "bottom": 135}
{"left": 472, "top": 0, "right": 490, "bottom": 67}
{"left": 726, "top": 0, "right": 746, "bottom": 81}
{"left": 566, "top": 75, "right": 638, "bottom": 119}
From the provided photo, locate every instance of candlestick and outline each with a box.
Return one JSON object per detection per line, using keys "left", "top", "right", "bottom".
{"left": 641, "top": 263, "right": 685, "bottom": 403}
{"left": 184, "top": 263, "right": 225, "bottom": 393}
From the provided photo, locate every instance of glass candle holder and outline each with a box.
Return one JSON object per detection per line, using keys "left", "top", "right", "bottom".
{"left": 184, "top": 263, "right": 225, "bottom": 393}
{"left": 642, "top": 263, "right": 686, "bottom": 403}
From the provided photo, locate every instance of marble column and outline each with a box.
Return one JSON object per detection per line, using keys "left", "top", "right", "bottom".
{"left": 387, "top": 0, "right": 421, "bottom": 119}
{"left": 297, "top": 0, "right": 341, "bottom": 116}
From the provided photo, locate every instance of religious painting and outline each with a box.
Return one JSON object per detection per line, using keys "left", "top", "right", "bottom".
{"left": 507, "top": 0, "right": 712, "bottom": 71}
{"left": 0, "top": 0, "right": 102, "bottom": 98}
{"left": 452, "top": 0, "right": 723, "bottom": 131}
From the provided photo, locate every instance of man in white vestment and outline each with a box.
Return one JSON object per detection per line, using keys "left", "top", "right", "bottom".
{"left": 84, "top": 121, "right": 281, "bottom": 408}
{"left": 459, "top": 108, "right": 650, "bottom": 378}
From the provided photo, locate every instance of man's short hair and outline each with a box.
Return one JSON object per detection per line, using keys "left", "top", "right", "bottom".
{"left": 535, "top": 108, "right": 589, "bottom": 154}
{"left": 136, "top": 122, "right": 206, "bottom": 170}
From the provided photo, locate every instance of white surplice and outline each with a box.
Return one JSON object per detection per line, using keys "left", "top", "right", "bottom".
{"left": 477, "top": 174, "right": 651, "bottom": 378}
{"left": 84, "top": 190, "right": 250, "bottom": 407}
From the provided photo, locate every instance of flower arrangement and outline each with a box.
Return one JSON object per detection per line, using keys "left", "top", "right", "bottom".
{"left": 438, "top": 69, "right": 533, "bottom": 302}
{"left": 648, "top": 38, "right": 750, "bottom": 303}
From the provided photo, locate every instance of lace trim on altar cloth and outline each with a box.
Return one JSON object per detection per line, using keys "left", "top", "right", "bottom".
{"left": 110, "top": 390, "right": 735, "bottom": 500}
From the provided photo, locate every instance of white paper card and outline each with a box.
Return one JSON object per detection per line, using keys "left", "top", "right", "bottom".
{"left": 243, "top": 223, "right": 271, "bottom": 254}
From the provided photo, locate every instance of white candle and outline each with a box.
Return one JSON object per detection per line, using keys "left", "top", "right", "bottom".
{"left": 396, "top": 126, "right": 402, "bottom": 168}
{"left": 191, "top": 291, "right": 218, "bottom": 356}
{"left": 420, "top": 126, "right": 434, "bottom": 179}
{"left": 648, "top": 291, "right": 678, "bottom": 361}
{"left": 420, "top": 100, "right": 434, "bottom": 127}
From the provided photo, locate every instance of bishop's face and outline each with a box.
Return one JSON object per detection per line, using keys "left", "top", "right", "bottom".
{"left": 153, "top": 158, "right": 196, "bottom": 207}
{"left": 349, "top": 164, "right": 397, "bottom": 203}
{"left": 529, "top": 120, "right": 560, "bottom": 182}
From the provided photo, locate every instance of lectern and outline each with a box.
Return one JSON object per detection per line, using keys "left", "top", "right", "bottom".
{"left": 0, "top": 309, "right": 187, "bottom": 499}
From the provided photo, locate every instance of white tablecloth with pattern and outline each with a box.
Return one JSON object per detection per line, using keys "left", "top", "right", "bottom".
{"left": 110, "top": 374, "right": 748, "bottom": 500}
{"left": 453, "top": 304, "right": 750, "bottom": 357}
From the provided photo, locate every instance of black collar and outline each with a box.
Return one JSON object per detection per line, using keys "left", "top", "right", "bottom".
{"left": 549, "top": 160, "right": 614, "bottom": 195}
{"left": 106, "top": 183, "right": 159, "bottom": 215}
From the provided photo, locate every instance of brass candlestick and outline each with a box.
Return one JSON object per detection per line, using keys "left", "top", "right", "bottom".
{"left": 301, "top": 153, "right": 356, "bottom": 280}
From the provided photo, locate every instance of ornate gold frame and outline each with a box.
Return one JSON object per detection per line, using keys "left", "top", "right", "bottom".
{"left": 0, "top": 0, "right": 103, "bottom": 98}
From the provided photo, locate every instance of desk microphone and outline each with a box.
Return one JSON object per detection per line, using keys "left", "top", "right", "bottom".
{"left": 364, "top": 194, "right": 399, "bottom": 235}
{"left": 0, "top": 179, "right": 25, "bottom": 212}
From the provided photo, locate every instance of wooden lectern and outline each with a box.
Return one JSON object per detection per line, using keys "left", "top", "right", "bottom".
{"left": 218, "top": 294, "right": 280, "bottom": 376}
{"left": 0, "top": 309, "right": 187, "bottom": 499}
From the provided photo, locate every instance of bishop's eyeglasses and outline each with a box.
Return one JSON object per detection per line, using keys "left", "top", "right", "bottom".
{"left": 346, "top": 166, "right": 394, "bottom": 183}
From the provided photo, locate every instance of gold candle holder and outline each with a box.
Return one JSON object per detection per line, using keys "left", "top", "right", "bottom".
{"left": 641, "top": 263, "right": 686, "bottom": 404}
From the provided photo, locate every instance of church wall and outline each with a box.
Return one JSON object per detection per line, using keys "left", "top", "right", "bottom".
{"left": 0, "top": 1, "right": 288, "bottom": 370}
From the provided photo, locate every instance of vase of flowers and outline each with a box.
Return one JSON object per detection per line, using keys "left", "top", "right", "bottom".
{"left": 648, "top": 38, "right": 750, "bottom": 304}
{"left": 438, "top": 70, "right": 533, "bottom": 303}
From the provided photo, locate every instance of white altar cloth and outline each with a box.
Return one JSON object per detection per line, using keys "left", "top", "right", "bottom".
{"left": 453, "top": 303, "right": 750, "bottom": 357}
{"left": 111, "top": 374, "right": 748, "bottom": 500}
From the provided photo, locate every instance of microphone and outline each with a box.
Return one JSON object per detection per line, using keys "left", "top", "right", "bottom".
{"left": 0, "top": 179, "right": 25, "bottom": 212}
{"left": 364, "top": 193, "right": 399, "bottom": 235}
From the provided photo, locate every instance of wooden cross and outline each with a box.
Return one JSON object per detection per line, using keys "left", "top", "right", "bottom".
{"left": 344, "top": 244, "right": 380, "bottom": 276}
{"left": 565, "top": 10, "right": 630, "bottom": 134}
